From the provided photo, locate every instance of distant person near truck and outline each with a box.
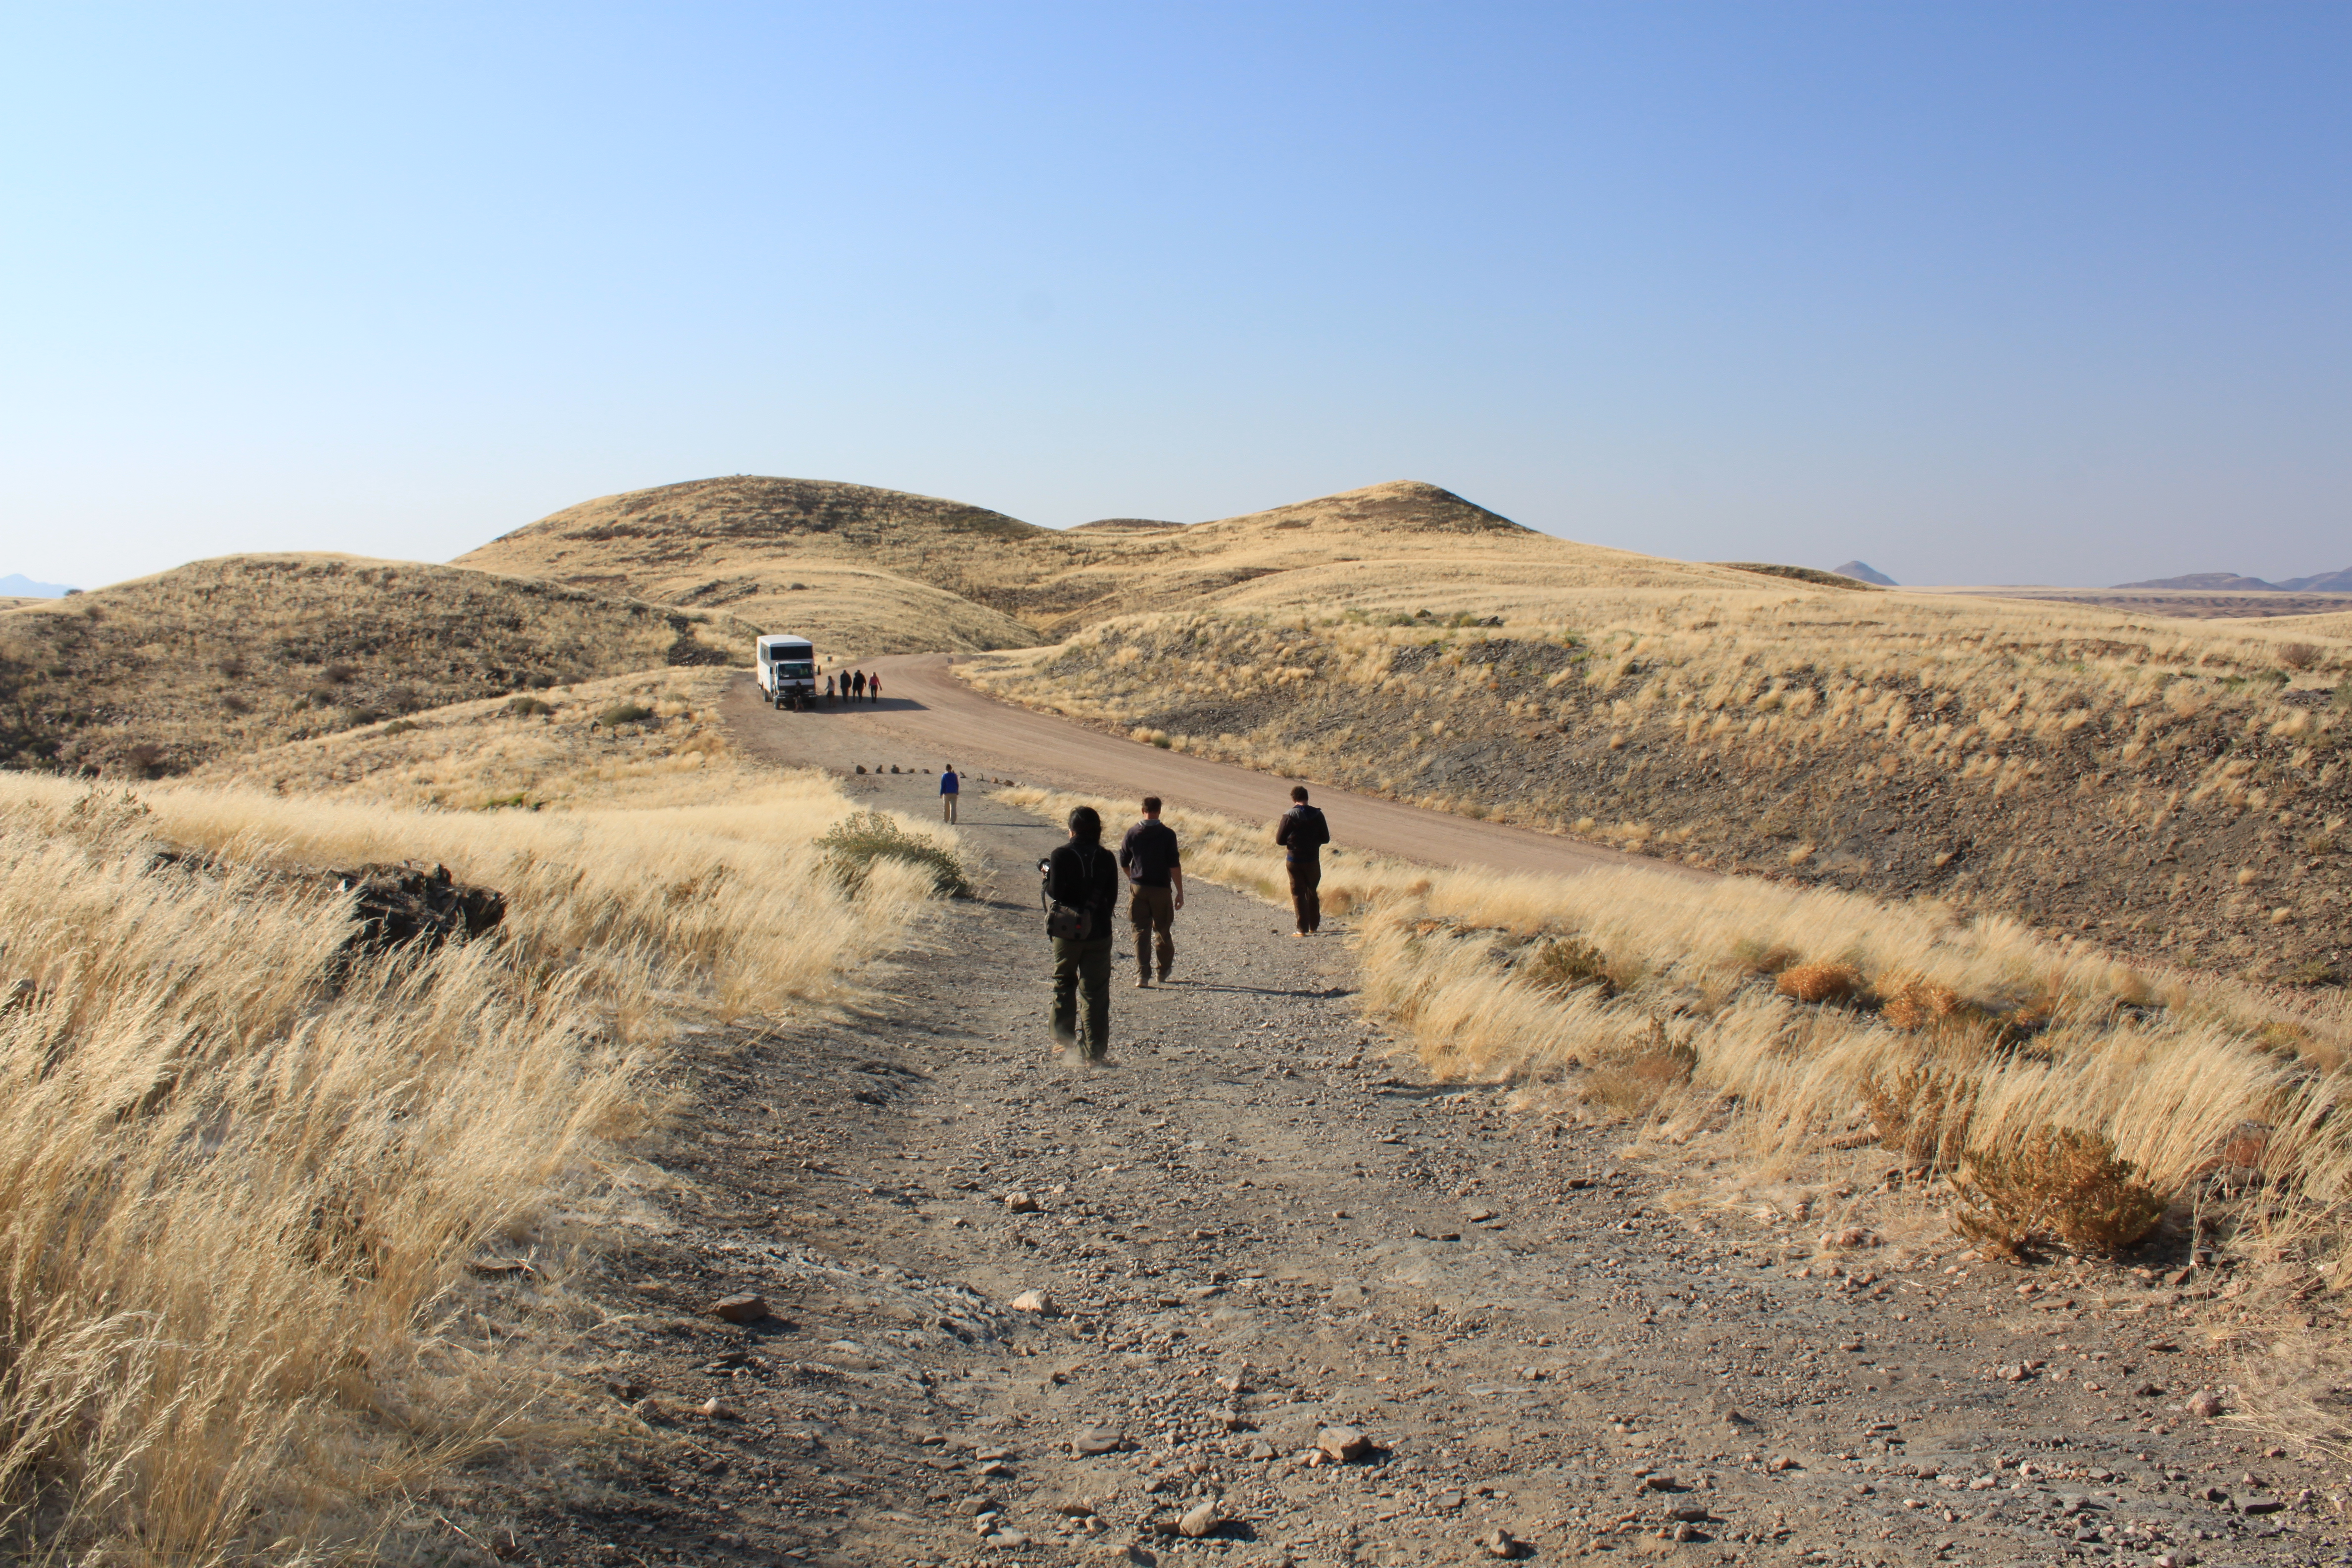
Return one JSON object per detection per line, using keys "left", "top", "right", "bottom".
{"left": 1274, "top": 784, "right": 1330, "bottom": 936}
{"left": 1118, "top": 796, "right": 1183, "bottom": 987}
{"left": 869, "top": 672, "right": 882, "bottom": 703}
{"left": 940, "top": 764, "right": 960, "bottom": 823}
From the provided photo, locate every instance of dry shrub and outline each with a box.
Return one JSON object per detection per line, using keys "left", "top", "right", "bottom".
{"left": 1583, "top": 1019, "right": 1697, "bottom": 1117}
{"left": 2280, "top": 641, "right": 2320, "bottom": 672}
{"left": 1777, "top": 961, "right": 1862, "bottom": 1004}
{"left": 1954, "top": 1125, "right": 2166, "bottom": 1259}
{"left": 1862, "top": 1060, "right": 1980, "bottom": 1171}
{"left": 1523, "top": 935, "right": 1615, "bottom": 999}
{"left": 1878, "top": 973, "right": 1964, "bottom": 1030}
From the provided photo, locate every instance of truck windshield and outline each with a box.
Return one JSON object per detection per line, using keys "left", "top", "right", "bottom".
{"left": 778, "top": 663, "right": 814, "bottom": 679}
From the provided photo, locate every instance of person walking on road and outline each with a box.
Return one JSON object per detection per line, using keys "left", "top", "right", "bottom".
{"left": 850, "top": 669, "right": 866, "bottom": 701}
{"left": 939, "top": 764, "right": 961, "bottom": 823}
{"left": 1118, "top": 795, "right": 1183, "bottom": 987}
{"left": 1274, "top": 784, "right": 1331, "bottom": 936}
{"left": 1043, "top": 807, "right": 1120, "bottom": 1062}
{"left": 824, "top": 674, "right": 836, "bottom": 704}
{"left": 869, "top": 672, "right": 882, "bottom": 703}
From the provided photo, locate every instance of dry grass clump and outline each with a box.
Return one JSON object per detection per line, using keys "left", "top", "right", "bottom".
{"left": 1953, "top": 1126, "right": 2167, "bottom": 1259}
{"left": 1776, "top": 962, "right": 1862, "bottom": 1004}
{"left": 1860, "top": 1060, "right": 1982, "bottom": 1172}
{"left": 0, "top": 761, "right": 954, "bottom": 1558}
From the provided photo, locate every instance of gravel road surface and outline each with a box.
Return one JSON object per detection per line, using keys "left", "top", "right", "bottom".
{"left": 724, "top": 659, "right": 1685, "bottom": 883}
{"left": 458, "top": 765, "right": 2332, "bottom": 1568}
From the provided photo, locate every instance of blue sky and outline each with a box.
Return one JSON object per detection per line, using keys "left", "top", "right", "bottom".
{"left": 3, "top": 2, "right": 2345, "bottom": 589}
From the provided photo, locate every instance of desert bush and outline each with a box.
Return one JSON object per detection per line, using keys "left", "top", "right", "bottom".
{"left": 2284, "top": 958, "right": 2343, "bottom": 987}
{"left": 1878, "top": 973, "right": 1966, "bottom": 1030}
{"left": 507, "top": 695, "right": 554, "bottom": 717}
{"left": 598, "top": 700, "right": 655, "bottom": 726}
{"left": 321, "top": 661, "right": 356, "bottom": 684}
{"left": 1522, "top": 935, "right": 1615, "bottom": 999}
{"left": 1777, "top": 961, "right": 1862, "bottom": 1004}
{"left": 817, "top": 809, "right": 972, "bottom": 897}
{"left": 2281, "top": 641, "right": 2320, "bottom": 672}
{"left": 1862, "top": 1059, "right": 1980, "bottom": 1170}
{"left": 1953, "top": 1125, "right": 2166, "bottom": 1259}
{"left": 1581, "top": 1019, "right": 1698, "bottom": 1117}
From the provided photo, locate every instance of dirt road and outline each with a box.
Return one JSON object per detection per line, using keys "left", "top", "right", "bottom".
{"left": 724, "top": 657, "right": 1688, "bottom": 883}
{"left": 465, "top": 768, "right": 2327, "bottom": 1568}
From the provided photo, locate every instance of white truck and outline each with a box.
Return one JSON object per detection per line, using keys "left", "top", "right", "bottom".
{"left": 756, "top": 635, "right": 817, "bottom": 710}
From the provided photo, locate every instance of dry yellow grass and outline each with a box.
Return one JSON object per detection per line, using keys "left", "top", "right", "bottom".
{"left": 1000, "top": 782, "right": 2352, "bottom": 1386}
{"left": 0, "top": 746, "right": 956, "bottom": 1559}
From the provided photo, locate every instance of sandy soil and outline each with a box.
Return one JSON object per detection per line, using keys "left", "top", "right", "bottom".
{"left": 448, "top": 762, "right": 2339, "bottom": 1568}
{"left": 720, "top": 661, "right": 1686, "bottom": 885}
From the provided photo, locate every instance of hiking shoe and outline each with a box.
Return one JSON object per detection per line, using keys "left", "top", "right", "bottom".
{"left": 1157, "top": 968, "right": 1171, "bottom": 983}
{"left": 1135, "top": 977, "right": 1151, "bottom": 988}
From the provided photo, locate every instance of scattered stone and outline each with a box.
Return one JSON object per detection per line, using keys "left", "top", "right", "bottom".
{"left": 710, "top": 1292, "right": 768, "bottom": 1323}
{"left": 2187, "top": 1390, "right": 2226, "bottom": 1419}
{"left": 1177, "top": 1500, "right": 1222, "bottom": 1538}
{"left": 1006, "top": 1191, "right": 1041, "bottom": 1214}
{"left": 1639, "top": 1473, "right": 1679, "bottom": 1492}
{"left": 1822, "top": 1226, "right": 1876, "bottom": 1248}
{"left": 1483, "top": 1526, "right": 1528, "bottom": 1559}
{"left": 697, "top": 1396, "right": 734, "bottom": 1419}
{"left": 1073, "top": 1424, "right": 1127, "bottom": 1455}
{"left": 1010, "top": 1289, "right": 1057, "bottom": 1316}
{"left": 1318, "top": 1424, "right": 1372, "bottom": 1462}
{"left": 1668, "top": 1503, "right": 1711, "bottom": 1521}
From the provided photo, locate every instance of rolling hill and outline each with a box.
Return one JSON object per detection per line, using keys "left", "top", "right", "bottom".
{"left": 454, "top": 474, "right": 1746, "bottom": 648}
{"left": 0, "top": 553, "right": 753, "bottom": 776}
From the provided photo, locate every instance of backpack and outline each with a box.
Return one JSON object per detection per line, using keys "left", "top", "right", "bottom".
{"left": 1041, "top": 846, "right": 1103, "bottom": 940}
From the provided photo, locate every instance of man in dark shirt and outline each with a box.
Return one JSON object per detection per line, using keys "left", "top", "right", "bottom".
{"left": 1273, "top": 784, "right": 1331, "bottom": 936}
{"left": 1117, "top": 795, "right": 1184, "bottom": 987}
{"left": 1043, "top": 806, "right": 1121, "bottom": 1061}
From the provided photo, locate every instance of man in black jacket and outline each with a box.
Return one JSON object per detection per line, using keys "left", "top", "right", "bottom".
{"left": 1274, "top": 784, "right": 1331, "bottom": 936}
{"left": 1044, "top": 806, "right": 1121, "bottom": 1060}
{"left": 1117, "top": 796, "right": 1184, "bottom": 987}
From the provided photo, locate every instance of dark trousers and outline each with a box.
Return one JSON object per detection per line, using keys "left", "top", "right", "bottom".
{"left": 1129, "top": 883, "right": 1175, "bottom": 978}
{"left": 1287, "top": 860, "right": 1322, "bottom": 933}
{"left": 1051, "top": 936, "right": 1114, "bottom": 1055}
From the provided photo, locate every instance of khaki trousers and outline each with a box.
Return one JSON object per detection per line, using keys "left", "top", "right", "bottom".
{"left": 1129, "top": 882, "right": 1175, "bottom": 978}
{"left": 941, "top": 793, "right": 958, "bottom": 822}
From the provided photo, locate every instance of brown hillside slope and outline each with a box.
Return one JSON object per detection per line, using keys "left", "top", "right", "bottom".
{"left": 968, "top": 586, "right": 2352, "bottom": 982}
{"left": 0, "top": 554, "right": 752, "bottom": 777}
{"left": 456, "top": 474, "right": 1743, "bottom": 646}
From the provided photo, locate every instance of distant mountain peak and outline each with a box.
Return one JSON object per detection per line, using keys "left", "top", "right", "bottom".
{"left": 1829, "top": 560, "right": 1897, "bottom": 586}
{"left": 0, "top": 573, "right": 76, "bottom": 598}
{"left": 2111, "top": 571, "right": 2283, "bottom": 591}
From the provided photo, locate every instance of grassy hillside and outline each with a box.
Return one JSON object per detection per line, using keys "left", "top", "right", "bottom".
{"left": 0, "top": 553, "right": 753, "bottom": 777}
{"left": 454, "top": 474, "right": 1740, "bottom": 650}
{"left": 967, "top": 584, "right": 2352, "bottom": 981}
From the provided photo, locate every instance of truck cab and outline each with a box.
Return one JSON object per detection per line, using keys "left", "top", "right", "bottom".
{"left": 756, "top": 636, "right": 817, "bottom": 710}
